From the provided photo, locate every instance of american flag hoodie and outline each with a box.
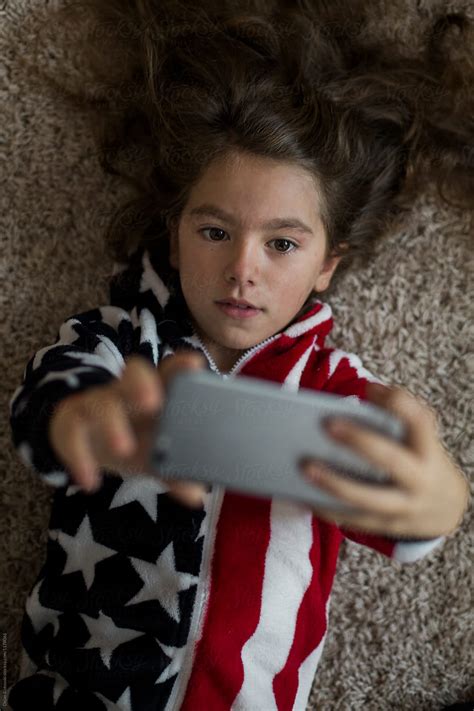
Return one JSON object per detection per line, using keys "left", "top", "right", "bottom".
{"left": 7, "top": 241, "right": 445, "bottom": 711}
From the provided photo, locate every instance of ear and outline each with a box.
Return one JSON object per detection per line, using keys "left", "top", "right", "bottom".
{"left": 313, "top": 242, "right": 349, "bottom": 292}
{"left": 168, "top": 217, "right": 179, "bottom": 270}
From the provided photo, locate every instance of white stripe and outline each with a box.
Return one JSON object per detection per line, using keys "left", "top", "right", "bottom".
{"left": 281, "top": 340, "right": 316, "bottom": 393}
{"left": 292, "top": 632, "right": 327, "bottom": 711}
{"left": 328, "top": 349, "right": 387, "bottom": 385}
{"left": 231, "top": 499, "right": 314, "bottom": 710}
{"left": 285, "top": 301, "right": 332, "bottom": 339}
{"left": 292, "top": 588, "right": 333, "bottom": 710}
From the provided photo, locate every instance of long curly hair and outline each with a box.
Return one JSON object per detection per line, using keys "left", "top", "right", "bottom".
{"left": 29, "top": 0, "right": 474, "bottom": 303}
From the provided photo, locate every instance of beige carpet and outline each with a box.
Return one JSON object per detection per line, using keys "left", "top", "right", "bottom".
{"left": 1, "top": 1, "right": 473, "bottom": 709}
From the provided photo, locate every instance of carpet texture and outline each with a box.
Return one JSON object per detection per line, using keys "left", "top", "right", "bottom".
{"left": 1, "top": 1, "right": 473, "bottom": 709}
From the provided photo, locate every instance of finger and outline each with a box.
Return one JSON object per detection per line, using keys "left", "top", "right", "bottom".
{"left": 165, "top": 479, "right": 208, "bottom": 508}
{"left": 121, "top": 355, "right": 165, "bottom": 413}
{"left": 365, "top": 383, "right": 438, "bottom": 458}
{"left": 300, "top": 459, "right": 410, "bottom": 516}
{"left": 88, "top": 389, "right": 138, "bottom": 460}
{"left": 119, "top": 354, "right": 201, "bottom": 474}
{"left": 322, "top": 416, "right": 419, "bottom": 492}
{"left": 310, "top": 501, "right": 404, "bottom": 536}
{"left": 54, "top": 411, "right": 101, "bottom": 493}
{"left": 158, "top": 349, "right": 207, "bottom": 392}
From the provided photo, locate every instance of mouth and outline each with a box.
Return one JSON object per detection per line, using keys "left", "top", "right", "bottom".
{"left": 216, "top": 299, "right": 262, "bottom": 310}
{"left": 217, "top": 303, "right": 260, "bottom": 310}
{"left": 215, "top": 301, "right": 262, "bottom": 318}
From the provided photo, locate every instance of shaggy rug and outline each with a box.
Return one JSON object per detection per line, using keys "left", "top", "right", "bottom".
{"left": 1, "top": 1, "right": 472, "bottom": 709}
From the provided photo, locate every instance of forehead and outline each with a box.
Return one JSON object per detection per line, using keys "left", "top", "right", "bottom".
{"left": 187, "top": 203, "right": 314, "bottom": 237}
{"left": 186, "top": 151, "right": 323, "bottom": 229}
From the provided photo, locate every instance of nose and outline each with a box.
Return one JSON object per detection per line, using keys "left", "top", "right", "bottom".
{"left": 224, "top": 239, "right": 259, "bottom": 285}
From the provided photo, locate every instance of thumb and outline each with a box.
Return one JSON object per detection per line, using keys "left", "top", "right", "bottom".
{"left": 175, "top": 348, "right": 207, "bottom": 366}
{"left": 159, "top": 349, "right": 207, "bottom": 390}
{"left": 171, "top": 349, "right": 207, "bottom": 371}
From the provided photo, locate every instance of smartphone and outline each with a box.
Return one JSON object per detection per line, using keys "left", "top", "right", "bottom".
{"left": 147, "top": 369, "right": 408, "bottom": 513}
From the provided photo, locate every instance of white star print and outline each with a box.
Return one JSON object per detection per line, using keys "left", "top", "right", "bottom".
{"left": 35, "top": 362, "right": 111, "bottom": 389}
{"left": 34, "top": 670, "right": 69, "bottom": 706}
{"left": 125, "top": 542, "right": 199, "bottom": 623}
{"left": 79, "top": 610, "right": 144, "bottom": 669}
{"left": 153, "top": 639, "right": 188, "bottom": 685}
{"left": 108, "top": 474, "right": 169, "bottom": 523}
{"left": 194, "top": 489, "right": 214, "bottom": 541}
{"left": 65, "top": 483, "right": 83, "bottom": 497}
{"left": 34, "top": 318, "right": 127, "bottom": 377}
{"left": 40, "top": 471, "right": 69, "bottom": 487}
{"left": 18, "top": 647, "right": 38, "bottom": 679}
{"left": 95, "top": 685, "right": 132, "bottom": 710}
{"left": 25, "top": 579, "right": 61, "bottom": 636}
{"left": 49, "top": 514, "right": 117, "bottom": 590}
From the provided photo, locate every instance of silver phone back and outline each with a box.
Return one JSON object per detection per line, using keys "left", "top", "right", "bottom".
{"left": 149, "top": 369, "right": 407, "bottom": 513}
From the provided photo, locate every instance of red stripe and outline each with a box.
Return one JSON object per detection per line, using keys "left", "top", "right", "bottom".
{"left": 181, "top": 490, "right": 272, "bottom": 709}
{"left": 273, "top": 518, "right": 343, "bottom": 708}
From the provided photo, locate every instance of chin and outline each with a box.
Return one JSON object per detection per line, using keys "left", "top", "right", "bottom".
{"left": 215, "top": 330, "right": 257, "bottom": 348}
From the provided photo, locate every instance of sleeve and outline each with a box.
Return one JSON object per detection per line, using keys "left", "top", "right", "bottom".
{"left": 8, "top": 248, "right": 160, "bottom": 490}
{"left": 321, "top": 348, "right": 446, "bottom": 564}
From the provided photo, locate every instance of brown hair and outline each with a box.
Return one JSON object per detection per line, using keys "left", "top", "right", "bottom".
{"left": 28, "top": 0, "right": 474, "bottom": 303}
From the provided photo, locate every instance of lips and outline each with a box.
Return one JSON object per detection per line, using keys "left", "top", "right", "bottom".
{"left": 216, "top": 302, "right": 262, "bottom": 319}
{"left": 217, "top": 299, "right": 261, "bottom": 310}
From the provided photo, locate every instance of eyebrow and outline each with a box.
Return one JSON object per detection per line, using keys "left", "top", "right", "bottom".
{"left": 187, "top": 203, "right": 314, "bottom": 236}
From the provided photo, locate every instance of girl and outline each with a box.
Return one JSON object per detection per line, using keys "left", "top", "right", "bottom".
{"left": 7, "top": 1, "right": 471, "bottom": 709}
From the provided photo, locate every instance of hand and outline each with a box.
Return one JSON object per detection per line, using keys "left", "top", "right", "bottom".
{"left": 48, "top": 350, "right": 209, "bottom": 508}
{"left": 299, "top": 383, "right": 470, "bottom": 538}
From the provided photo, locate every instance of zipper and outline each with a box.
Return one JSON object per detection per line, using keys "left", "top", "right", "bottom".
{"left": 165, "top": 484, "right": 224, "bottom": 711}
{"left": 166, "top": 331, "right": 281, "bottom": 709}
{"left": 193, "top": 332, "right": 281, "bottom": 378}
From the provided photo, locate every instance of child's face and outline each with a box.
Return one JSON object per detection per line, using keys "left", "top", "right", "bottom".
{"left": 169, "top": 150, "right": 344, "bottom": 372}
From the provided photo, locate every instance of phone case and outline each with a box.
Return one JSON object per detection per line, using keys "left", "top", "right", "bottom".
{"left": 148, "top": 369, "right": 408, "bottom": 513}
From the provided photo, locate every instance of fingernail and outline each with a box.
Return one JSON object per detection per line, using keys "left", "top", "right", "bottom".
{"left": 327, "top": 420, "right": 347, "bottom": 436}
{"left": 367, "top": 383, "right": 386, "bottom": 399}
{"left": 299, "top": 459, "right": 320, "bottom": 477}
{"left": 140, "top": 388, "right": 159, "bottom": 409}
{"left": 302, "top": 466, "right": 324, "bottom": 482}
{"left": 116, "top": 435, "right": 134, "bottom": 455}
{"left": 84, "top": 480, "right": 99, "bottom": 494}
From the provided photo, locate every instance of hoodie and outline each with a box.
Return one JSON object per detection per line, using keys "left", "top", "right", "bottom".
{"left": 7, "top": 241, "right": 445, "bottom": 711}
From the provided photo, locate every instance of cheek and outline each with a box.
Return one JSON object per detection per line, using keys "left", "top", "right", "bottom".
{"left": 275, "top": 267, "right": 307, "bottom": 294}
{"left": 190, "top": 249, "right": 224, "bottom": 286}
{"left": 180, "top": 259, "right": 219, "bottom": 300}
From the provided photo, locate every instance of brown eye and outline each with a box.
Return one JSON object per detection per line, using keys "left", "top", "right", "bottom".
{"left": 199, "top": 229, "right": 299, "bottom": 255}
{"left": 272, "top": 239, "right": 298, "bottom": 254}
{"left": 200, "top": 227, "right": 227, "bottom": 241}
